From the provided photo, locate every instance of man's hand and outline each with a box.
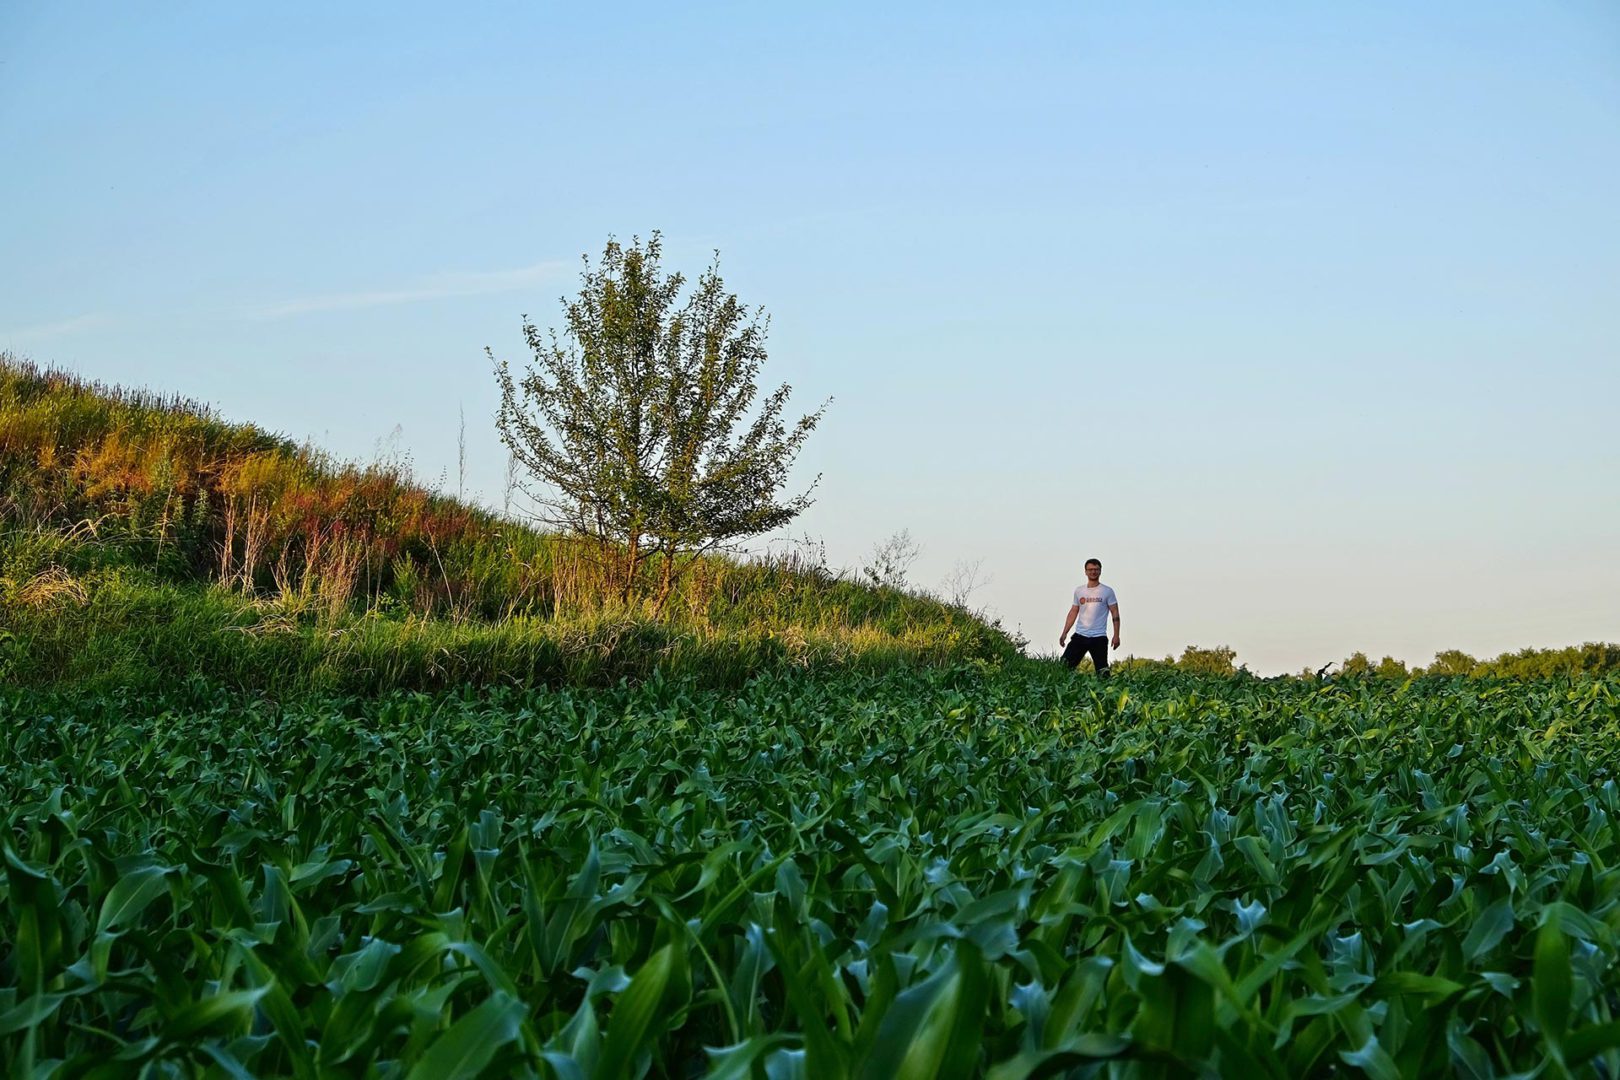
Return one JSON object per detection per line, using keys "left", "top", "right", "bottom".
{"left": 1058, "top": 633, "right": 1068, "bottom": 647}
{"left": 1111, "top": 634, "right": 1121, "bottom": 650}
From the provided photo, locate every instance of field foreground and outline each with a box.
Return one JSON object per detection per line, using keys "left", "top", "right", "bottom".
{"left": 4, "top": 668, "right": 1620, "bottom": 1077}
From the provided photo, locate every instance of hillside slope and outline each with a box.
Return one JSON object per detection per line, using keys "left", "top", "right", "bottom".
{"left": 0, "top": 355, "right": 1021, "bottom": 692}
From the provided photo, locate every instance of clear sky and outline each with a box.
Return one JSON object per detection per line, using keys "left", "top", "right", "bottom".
{"left": 4, "top": 2, "right": 1617, "bottom": 672}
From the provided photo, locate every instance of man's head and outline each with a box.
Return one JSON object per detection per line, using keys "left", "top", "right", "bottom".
{"left": 1085, "top": 558, "right": 1102, "bottom": 584}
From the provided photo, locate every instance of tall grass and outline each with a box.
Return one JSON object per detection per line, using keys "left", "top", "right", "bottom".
{"left": 0, "top": 354, "right": 1018, "bottom": 690}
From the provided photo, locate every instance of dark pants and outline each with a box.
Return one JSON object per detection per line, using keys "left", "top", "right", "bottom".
{"left": 1063, "top": 634, "right": 1110, "bottom": 675}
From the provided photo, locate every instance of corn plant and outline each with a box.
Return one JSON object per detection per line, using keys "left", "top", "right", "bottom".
{"left": 3, "top": 668, "right": 1619, "bottom": 1076}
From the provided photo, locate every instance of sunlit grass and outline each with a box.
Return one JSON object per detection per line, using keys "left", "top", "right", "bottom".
{"left": 1, "top": 353, "right": 1019, "bottom": 691}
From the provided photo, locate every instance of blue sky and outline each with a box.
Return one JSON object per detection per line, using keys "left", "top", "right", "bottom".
{"left": 4, "top": 2, "right": 1617, "bottom": 672}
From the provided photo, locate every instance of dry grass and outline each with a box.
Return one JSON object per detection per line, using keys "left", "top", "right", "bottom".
{"left": 5, "top": 566, "right": 89, "bottom": 610}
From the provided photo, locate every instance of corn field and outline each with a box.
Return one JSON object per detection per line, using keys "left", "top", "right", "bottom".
{"left": 4, "top": 668, "right": 1620, "bottom": 1077}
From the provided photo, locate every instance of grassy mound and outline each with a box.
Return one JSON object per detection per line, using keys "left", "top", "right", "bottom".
{"left": 0, "top": 354, "right": 1019, "bottom": 692}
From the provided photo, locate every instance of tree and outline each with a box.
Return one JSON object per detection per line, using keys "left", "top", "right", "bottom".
{"left": 1341, "top": 651, "right": 1373, "bottom": 677}
{"left": 1176, "top": 644, "right": 1237, "bottom": 676}
{"left": 491, "top": 234, "right": 828, "bottom": 608}
{"left": 1374, "top": 655, "right": 1409, "bottom": 679}
{"left": 862, "top": 529, "right": 921, "bottom": 590}
{"left": 1424, "top": 649, "right": 1480, "bottom": 676}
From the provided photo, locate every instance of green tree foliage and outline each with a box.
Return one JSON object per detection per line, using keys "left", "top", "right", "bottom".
{"left": 1475, "top": 642, "right": 1620, "bottom": 678}
{"left": 1374, "top": 654, "right": 1410, "bottom": 679}
{"left": 491, "top": 235, "right": 828, "bottom": 607}
{"left": 1341, "top": 651, "right": 1373, "bottom": 676}
{"left": 1175, "top": 644, "right": 1238, "bottom": 676}
{"left": 1156, "top": 644, "right": 1620, "bottom": 680}
{"left": 1426, "top": 649, "right": 1481, "bottom": 676}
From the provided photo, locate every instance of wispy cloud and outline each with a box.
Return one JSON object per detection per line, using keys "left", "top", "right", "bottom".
{"left": 252, "top": 261, "right": 566, "bottom": 319}
{"left": 0, "top": 313, "right": 110, "bottom": 343}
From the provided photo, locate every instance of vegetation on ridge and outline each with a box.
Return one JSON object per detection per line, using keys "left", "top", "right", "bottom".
{"left": 0, "top": 354, "right": 1016, "bottom": 692}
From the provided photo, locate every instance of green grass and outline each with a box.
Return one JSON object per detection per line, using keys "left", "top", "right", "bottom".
{"left": 1, "top": 353, "right": 1022, "bottom": 691}
{"left": 5, "top": 668, "right": 1619, "bottom": 1075}
{"left": 0, "top": 528, "right": 1014, "bottom": 694}
{"left": 0, "top": 351, "right": 964, "bottom": 634}
{"left": 0, "top": 568, "right": 1006, "bottom": 695}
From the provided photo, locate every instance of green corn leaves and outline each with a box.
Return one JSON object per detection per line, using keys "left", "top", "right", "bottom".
{"left": 405, "top": 992, "right": 528, "bottom": 1080}
{"left": 2, "top": 669, "right": 1619, "bottom": 1075}
{"left": 1535, "top": 916, "right": 1573, "bottom": 1060}
{"left": 1462, "top": 897, "right": 1516, "bottom": 963}
{"left": 96, "top": 863, "right": 173, "bottom": 933}
{"left": 857, "top": 941, "right": 988, "bottom": 1080}
{"left": 596, "top": 942, "right": 691, "bottom": 1079}
{"left": 1121, "top": 944, "right": 1217, "bottom": 1064}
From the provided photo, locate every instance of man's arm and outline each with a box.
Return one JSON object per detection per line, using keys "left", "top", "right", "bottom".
{"left": 1109, "top": 602, "right": 1121, "bottom": 650}
{"left": 1059, "top": 604, "right": 1079, "bottom": 646}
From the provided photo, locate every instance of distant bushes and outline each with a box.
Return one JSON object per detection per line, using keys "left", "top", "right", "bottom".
{"left": 1116, "top": 642, "right": 1620, "bottom": 679}
{"left": 1325, "top": 645, "right": 1620, "bottom": 679}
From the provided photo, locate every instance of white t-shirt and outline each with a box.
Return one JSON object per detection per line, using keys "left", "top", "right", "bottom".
{"left": 1070, "top": 584, "right": 1117, "bottom": 637}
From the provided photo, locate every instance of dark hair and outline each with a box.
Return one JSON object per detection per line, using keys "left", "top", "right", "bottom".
{"left": 1085, "top": 557, "right": 1102, "bottom": 570}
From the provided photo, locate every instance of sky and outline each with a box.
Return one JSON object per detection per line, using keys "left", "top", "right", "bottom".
{"left": 3, "top": 2, "right": 1617, "bottom": 673}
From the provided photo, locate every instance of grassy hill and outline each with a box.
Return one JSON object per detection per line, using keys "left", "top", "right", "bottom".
{"left": 0, "top": 354, "right": 1021, "bottom": 693}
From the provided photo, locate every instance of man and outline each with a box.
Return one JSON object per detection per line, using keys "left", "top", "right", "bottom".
{"left": 1060, "top": 558, "right": 1120, "bottom": 676}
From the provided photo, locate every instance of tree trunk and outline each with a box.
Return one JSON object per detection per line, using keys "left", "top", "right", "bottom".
{"left": 653, "top": 549, "right": 677, "bottom": 616}
{"left": 621, "top": 533, "right": 641, "bottom": 604}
